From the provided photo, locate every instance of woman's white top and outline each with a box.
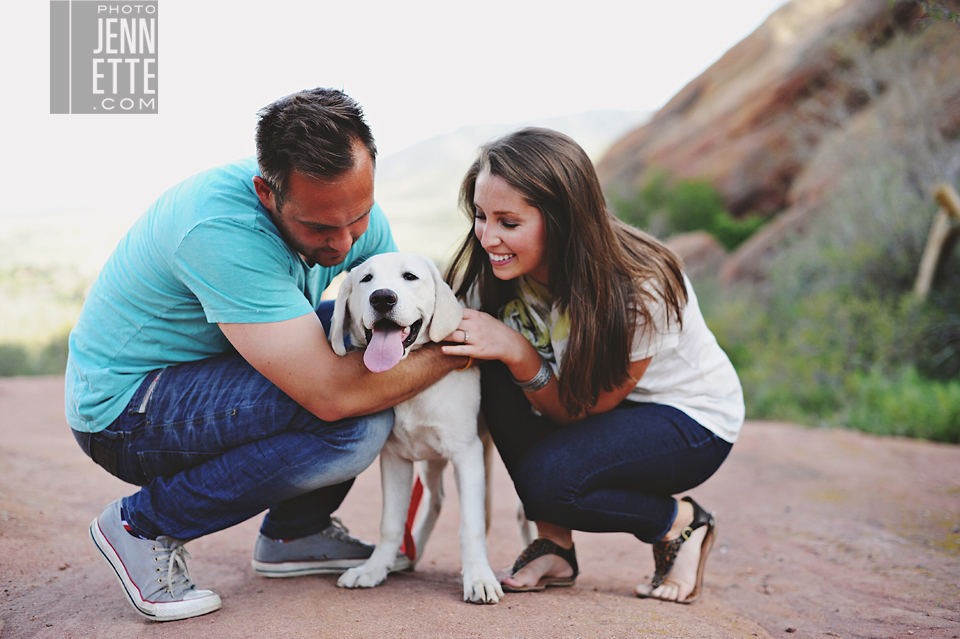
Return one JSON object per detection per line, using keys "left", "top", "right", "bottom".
{"left": 627, "top": 274, "right": 744, "bottom": 443}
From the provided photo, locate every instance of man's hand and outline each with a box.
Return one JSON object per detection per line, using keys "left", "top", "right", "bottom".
{"left": 219, "top": 313, "right": 466, "bottom": 422}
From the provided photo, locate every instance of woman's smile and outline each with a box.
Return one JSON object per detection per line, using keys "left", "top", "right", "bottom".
{"left": 489, "top": 252, "right": 517, "bottom": 265}
{"left": 473, "top": 170, "right": 549, "bottom": 285}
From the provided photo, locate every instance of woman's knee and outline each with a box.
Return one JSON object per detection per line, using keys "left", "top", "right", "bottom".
{"left": 513, "top": 462, "right": 575, "bottom": 523}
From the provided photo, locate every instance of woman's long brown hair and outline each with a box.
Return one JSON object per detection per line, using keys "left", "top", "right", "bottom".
{"left": 446, "top": 128, "right": 688, "bottom": 417}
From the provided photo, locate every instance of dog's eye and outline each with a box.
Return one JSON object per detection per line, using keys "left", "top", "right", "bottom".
{"left": 360, "top": 274, "right": 373, "bottom": 283}
{"left": 402, "top": 272, "right": 419, "bottom": 281}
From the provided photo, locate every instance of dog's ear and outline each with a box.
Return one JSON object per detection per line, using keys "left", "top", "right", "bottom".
{"left": 426, "top": 258, "right": 463, "bottom": 342}
{"left": 329, "top": 273, "right": 354, "bottom": 356}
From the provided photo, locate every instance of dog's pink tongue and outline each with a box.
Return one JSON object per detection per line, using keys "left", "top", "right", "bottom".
{"left": 364, "top": 325, "right": 405, "bottom": 373}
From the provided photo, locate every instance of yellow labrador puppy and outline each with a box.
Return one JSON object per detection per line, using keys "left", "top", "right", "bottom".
{"left": 331, "top": 253, "right": 502, "bottom": 605}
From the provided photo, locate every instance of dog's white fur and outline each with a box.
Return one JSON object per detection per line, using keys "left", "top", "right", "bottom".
{"left": 330, "top": 253, "right": 502, "bottom": 604}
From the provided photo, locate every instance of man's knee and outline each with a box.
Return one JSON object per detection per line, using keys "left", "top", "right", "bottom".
{"left": 281, "top": 409, "right": 392, "bottom": 492}
{"left": 332, "top": 408, "right": 394, "bottom": 477}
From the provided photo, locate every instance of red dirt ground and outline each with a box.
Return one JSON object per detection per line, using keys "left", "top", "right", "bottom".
{"left": 1, "top": 376, "right": 958, "bottom": 638}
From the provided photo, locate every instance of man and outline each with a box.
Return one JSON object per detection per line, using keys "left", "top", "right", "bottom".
{"left": 66, "top": 88, "right": 465, "bottom": 622}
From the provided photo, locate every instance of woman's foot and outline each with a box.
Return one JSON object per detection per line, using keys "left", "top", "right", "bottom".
{"left": 635, "top": 496, "right": 716, "bottom": 604}
{"left": 634, "top": 524, "right": 707, "bottom": 601}
{"left": 497, "top": 548, "right": 576, "bottom": 590}
{"left": 498, "top": 522, "right": 578, "bottom": 592}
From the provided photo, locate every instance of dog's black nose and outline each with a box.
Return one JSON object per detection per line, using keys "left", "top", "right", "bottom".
{"left": 370, "top": 289, "right": 398, "bottom": 314}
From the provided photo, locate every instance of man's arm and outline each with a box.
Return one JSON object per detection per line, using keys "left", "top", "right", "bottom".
{"left": 220, "top": 312, "right": 466, "bottom": 422}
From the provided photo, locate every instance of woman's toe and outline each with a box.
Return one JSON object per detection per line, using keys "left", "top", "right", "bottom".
{"left": 653, "top": 582, "right": 679, "bottom": 601}
{"left": 499, "top": 564, "right": 536, "bottom": 588}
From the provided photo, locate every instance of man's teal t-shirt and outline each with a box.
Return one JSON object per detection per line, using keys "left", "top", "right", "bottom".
{"left": 65, "top": 157, "right": 397, "bottom": 433}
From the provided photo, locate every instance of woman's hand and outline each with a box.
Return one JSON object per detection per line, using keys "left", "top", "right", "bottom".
{"left": 442, "top": 309, "right": 652, "bottom": 426}
{"left": 441, "top": 309, "right": 535, "bottom": 371}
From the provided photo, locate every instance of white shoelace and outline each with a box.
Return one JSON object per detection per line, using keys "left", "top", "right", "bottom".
{"left": 324, "top": 516, "right": 363, "bottom": 546}
{"left": 155, "top": 543, "right": 194, "bottom": 595}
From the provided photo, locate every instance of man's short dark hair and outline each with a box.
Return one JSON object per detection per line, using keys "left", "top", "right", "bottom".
{"left": 255, "top": 88, "right": 377, "bottom": 201}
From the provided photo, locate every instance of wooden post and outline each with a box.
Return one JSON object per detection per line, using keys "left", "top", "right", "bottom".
{"left": 914, "top": 183, "right": 960, "bottom": 300}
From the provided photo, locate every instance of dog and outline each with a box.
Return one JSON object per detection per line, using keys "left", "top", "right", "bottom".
{"left": 330, "top": 253, "right": 503, "bottom": 605}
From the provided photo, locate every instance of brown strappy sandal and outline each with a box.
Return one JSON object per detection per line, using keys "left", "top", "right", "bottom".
{"left": 636, "top": 496, "right": 716, "bottom": 604}
{"left": 501, "top": 538, "right": 579, "bottom": 592}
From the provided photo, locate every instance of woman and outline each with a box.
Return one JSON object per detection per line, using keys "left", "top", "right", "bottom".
{"left": 440, "top": 128, "right": 744, "bottom": 604}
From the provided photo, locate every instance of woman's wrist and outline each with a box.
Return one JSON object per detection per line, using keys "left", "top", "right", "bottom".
{"left": 513, "top": 356, "right": 552, "bottom": 392}
{"left": 505, "top": 335, "right": 551, "bottom": 391}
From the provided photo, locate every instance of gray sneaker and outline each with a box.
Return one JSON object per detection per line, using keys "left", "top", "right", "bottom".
{"left": 252, "top": 517, "right": 377, "bottom": 577}
{"left": 89, "top": 499, "right": 221, "bottom": 621}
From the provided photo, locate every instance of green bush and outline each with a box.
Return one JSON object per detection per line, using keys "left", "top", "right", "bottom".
{"left": 696, "top": 168, "right": 960, "bottom": 443}
{"left": 844, "top": 368, "right": 960, "bottom": 443}
{"left": 610, "top": 168, "right": 670, "bottom": 231}
{"left": 705, "top": 287, "right": 959, "bottom": 442}
{"left": 711, "top": 211, "right": 767, "bottom": 252}
{"left": 0, "top": 331, "right": 71, "bottom": 377}
{"left": 611, "top": 170, "right": 766, "bottom": 250}
{"left": 0, "top": 343, "right": 31, "bottom": 377}
{"left": 665, "top": 179, "right": 724, "bottom": 234}
{"left": 920, "top": 314, "right": 960, "bottom": 378}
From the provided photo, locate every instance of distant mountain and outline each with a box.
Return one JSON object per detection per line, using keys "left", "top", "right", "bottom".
{"left": 376, "top": 110, "right": 649, "bottom": 262}
{"left": 0, "top": 111, "right": 647, "bottom": 344}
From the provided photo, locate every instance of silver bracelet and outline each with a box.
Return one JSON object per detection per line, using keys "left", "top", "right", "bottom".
{"left": 514, "top": 357, "right": 552, "bottom": 392}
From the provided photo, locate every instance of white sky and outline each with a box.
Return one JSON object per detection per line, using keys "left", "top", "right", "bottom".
{"left": 2, "top": 0, "right": 788, "bottom": 224}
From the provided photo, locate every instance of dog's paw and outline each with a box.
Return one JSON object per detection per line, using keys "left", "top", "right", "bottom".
{"left": 462, "top": 568, "right": 503, "bottom": 604}
{"left": 337, "top": 563, "right": 389, "bottom": 589}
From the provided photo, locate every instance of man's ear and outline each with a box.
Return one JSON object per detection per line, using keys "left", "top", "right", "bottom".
{"left": 252, "top": 176, "right": 277, "bottom": 213}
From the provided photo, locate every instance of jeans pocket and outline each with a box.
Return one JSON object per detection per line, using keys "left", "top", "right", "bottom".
{"left": 137, "top": 449, "right": 217, "bottom": 482}
{"left": 89, "top": 435, "right": 121, "bottom": 477}
{"left": 87, "top": 426, "right": 153, "bottom": 485}
{"left": 129, "top": 369, "right": 164, "bottom": 416}
{"left": 667, "top": 410, "right": 717, "bottom": 451}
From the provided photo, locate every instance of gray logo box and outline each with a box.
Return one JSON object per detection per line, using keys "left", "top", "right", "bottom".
{"left": 50, "top": 1, "right": 158, "bottom": 114}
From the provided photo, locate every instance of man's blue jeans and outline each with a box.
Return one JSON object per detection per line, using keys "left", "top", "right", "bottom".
{"left": 72, "top": 303, "right": 392, "bottom": 542}
{"left": 481, "top": 361, "right": 732, "bottom": 544}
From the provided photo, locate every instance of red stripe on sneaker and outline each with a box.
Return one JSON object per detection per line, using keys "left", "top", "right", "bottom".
{"left": 97, "top": 519, "right": 147, "bottom": 602}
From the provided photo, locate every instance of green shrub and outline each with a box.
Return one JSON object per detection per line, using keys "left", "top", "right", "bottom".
{"left": 611, "top": 169, "right": 766, "bottom": 250}
{"left": 0, "top": 343, "right": 31, "bottom": 377}
{"left": 665, "top": 179, "right": 724, "bottom": 234}
{"left": 610, "top": 168, "right": 671, "bottom": 231}
{"left": 843, "top": 367, "right": 960, "bottom": 443}
{"left": 0, "top": 331, "right": 71, "bottom": 377}
{"left": 920, "top": 314, "right": 960, "bottom": 379}
{"left": 701, "top": 274, "right": 955, "bottom": 441}
{"left": 711, "top": 211, "right": 767, "bottom": 252}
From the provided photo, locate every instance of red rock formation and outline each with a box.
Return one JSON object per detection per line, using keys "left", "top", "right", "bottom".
{"left": 664, "top": 231, "right": 727, "bottom": 280}
{"left": 598, "top": 0, "right": 960, "bottom": 284}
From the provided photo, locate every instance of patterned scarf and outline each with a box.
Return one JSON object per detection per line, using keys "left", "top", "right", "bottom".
{"left": 499, "top": 276, "right": 570, "bottom": 378}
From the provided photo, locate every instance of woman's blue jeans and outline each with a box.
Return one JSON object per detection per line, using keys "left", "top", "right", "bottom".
{"left": 481, "top": 361, "right": 732, "bottom": 544}
{"left": 72, "top": 303, "right": 392, "bottom": 542}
